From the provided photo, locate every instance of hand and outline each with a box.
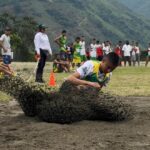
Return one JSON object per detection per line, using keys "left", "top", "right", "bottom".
{"left": 49, "top": 51, "right": 52, "bottom": 56}
{"left": 35, "top": 53, "right": 40, "bottom": 61}
{"left": 88, "top": 82, "right": 101, "bottom": 89}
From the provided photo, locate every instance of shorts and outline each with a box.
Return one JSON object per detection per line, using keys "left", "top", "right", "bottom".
{"left": 80, "top": 55, "right": 87, "bottom": 62}
{"left": 131, "top": 55, "right": 136, "bottom": 61}
{"left": 3, "top": 55, "right": 11, "bottom": 64}
{"left": 73, "top": 56, "right": 81, "bottom": 64}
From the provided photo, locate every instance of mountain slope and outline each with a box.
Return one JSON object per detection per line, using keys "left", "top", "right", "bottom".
{"left": 119, "top": 0, "right": 150, "bottom": 19}
{"left": 0, "top": 0, "right": 150, "bottom": 48}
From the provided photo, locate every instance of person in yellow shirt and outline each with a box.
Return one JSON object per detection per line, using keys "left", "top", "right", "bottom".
{"left": 67, "top": 52, "right": 119, "bottom": 90}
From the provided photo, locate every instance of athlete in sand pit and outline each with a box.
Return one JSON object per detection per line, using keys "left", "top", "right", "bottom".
{"left": 67, "top": 52, "right": 119, "bottom": 90}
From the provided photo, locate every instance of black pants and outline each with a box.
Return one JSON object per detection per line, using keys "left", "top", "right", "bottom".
{"left": 124, "top": 56, "right": 131, "bottom": 66}
{"left": 36, "top": 49, "right": 49, "bottom": 81}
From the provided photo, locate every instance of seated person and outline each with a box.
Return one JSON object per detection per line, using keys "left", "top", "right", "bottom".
{"left": 53, "top": 54, "right": 70, "bottom": 73}
{"left": 67, "top": 52, "right": 119, "bottom": 90}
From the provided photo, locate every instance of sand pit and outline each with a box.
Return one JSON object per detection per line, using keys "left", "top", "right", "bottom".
{"left": 0, "top": 77, "right": 133, "bottom": 123}
{"left": 0, "top": 97, "right": 150, "bottom": 150}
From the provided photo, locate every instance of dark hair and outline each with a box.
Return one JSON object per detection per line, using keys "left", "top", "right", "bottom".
{"left": 126, "top": 40, "right": 129, "bottom": 45}
{"left": 106, "top": 52, "right": 119, "bottom": 67}
{"left": 62, "top": 30, "right": 67, "bottom": 34}
{"left": 96, "top": 40, "right": 100, "bottom": 44}
{"left": 5, "top": 27, "right": 11, "bottom": 31}
{"left": 75, "top": 37, "right": 80, "bottom": 41}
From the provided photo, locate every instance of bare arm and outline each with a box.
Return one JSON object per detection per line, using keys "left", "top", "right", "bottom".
{"left": 54, "top": 35, "right": 61, "bottom": 46}
{"left": 67, "top": 72, "right": 101, "bottom": 89}
{"left": 0, "top": 40, "right": 7, "bottom": 52}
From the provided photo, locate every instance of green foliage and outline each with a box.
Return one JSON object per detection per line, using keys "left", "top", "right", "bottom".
{"left": 0, "top": 13, "right": 37, "bottom": 61}
{"left": 0, "top": 0, "right": 150, "bottom": 60}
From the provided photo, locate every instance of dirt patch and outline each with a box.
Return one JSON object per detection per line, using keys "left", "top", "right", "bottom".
{"left": 0, "top": 96, "right": 150, "bottom": 150}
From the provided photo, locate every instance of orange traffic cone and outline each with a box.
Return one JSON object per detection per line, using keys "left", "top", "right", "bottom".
{"left": 49, "top": 71, "right": 56, "bottom": 87}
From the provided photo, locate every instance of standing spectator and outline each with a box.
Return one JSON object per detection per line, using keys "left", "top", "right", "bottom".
{"left": 34, "top": 24, "right": 52, "bottom": 83}
{"left": 72, "top": 37, "right": 81, "bottom": 68}
{"left": 135, "top": 42, "right": 140, "bottom": 66}
{"left": 54, "top": 30, "right": 67, "bottom": 60}
{"left": 103, "top": 41, "right": 111, "bottom": 55}
{"left": 0, "top": 27, "right": 12, "bottom": 65}
{"left": 122, "top": 40, "right": 132, "bottom": 66}
{"left": 131, "top": 41, "right": 136, "bottom": 66}
{"left": 114, "top": 41, "right": 123, "bottom": 66}
{"left": 145, "top": 43, "right": 150, "bottom": 67}
{"left": 90, "top": 38, "right": 97, "bottom": 60}
{"left": 0, "top": 27, "right": 14, "bottom": 75}
{"left": 80, "top": 36, "right": 86, "bottom": 63}
{"left": 96, "top": 40, "right": 103, "bottom": 61}
{"left": 86, "top": 47, "right": 91, "bottom": 60}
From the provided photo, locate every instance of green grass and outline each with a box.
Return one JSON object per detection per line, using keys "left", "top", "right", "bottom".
{"left": 0, "top": 62, "right": 150, "bottom": 102}
{"left": 103, "top": 66, "right": 150, "bottom": 96}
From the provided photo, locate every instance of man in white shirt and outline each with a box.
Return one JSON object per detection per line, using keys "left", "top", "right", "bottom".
{"left": 122, "top": 41, "right": 132, "bottom": 66}
{"left": 90, "top": 38, "right": 97, "bottom": 60}
{"left": 79, "top": 36, "right": 86, "bottom": 63}
{"left": 102, "top": 41, "right": 111, "bottom": 55}
{"left": 34, "top": 24, "right": 52, "bottom": 83}
{"left": 0, "top": 27, "right": 12, "bottom": 65}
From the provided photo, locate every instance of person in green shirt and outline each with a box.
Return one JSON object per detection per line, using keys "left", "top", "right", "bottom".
{"left": 54, "top": 30, "right": 67, "bottom": 60}
{"left": 67, "top": 52, "right": 119, "bottom": 90}
{"left": 72, "top": 37, "right": 82, "bottom": 68}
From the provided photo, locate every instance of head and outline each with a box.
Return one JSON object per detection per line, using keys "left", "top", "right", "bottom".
{"left": 92, "top": 38, "right": 96, "bottom": 44}
{"left": 96, "top": 40, "right": 100, "bottom": 44}
{"left": 118, "top": 41, "right": 122, "bottom": 46}
{"left": 81, "top": 36, "right": 85, "bottom": 41}
{"left": 62, "top": 30, "right": 67, "bottom": 36}
{"left": 131, "top": 41, "right": 135, "bottom": 46}
{"left": 126, "top": 40, "right": 129, "bottom": 45}
{"left": 5, "top": 27, "right": 11, "bottom": 36}
{"left": 100, "top": 52, "right": 119, "bottom": 74}
{"left": 38, "top": 24, "right": 47, "bottom": 32}
{"left": 75, "top": 37, "right": 81, "bottom": 43}
{"left": 135, "top": 42, "right": 138, "bottom": 46}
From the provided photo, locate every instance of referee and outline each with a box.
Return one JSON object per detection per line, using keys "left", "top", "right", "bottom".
{"left": 34, "top": 24, "right": 52, "bottom": 83}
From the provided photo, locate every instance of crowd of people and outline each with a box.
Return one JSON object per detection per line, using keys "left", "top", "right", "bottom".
{"left": 52, "top": 29, "right": 150, "bottom": 74}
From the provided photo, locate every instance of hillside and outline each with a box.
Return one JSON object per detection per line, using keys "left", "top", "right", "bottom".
{"left": 0, "top": 0, "right": 150, "bottom": 49}
{"left": 119, "top": 0, "right": 150, "bottom": 19}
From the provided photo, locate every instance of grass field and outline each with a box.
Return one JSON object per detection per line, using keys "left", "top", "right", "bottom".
{"left": 0, "top": 62, "right": 150, "bottom": 101}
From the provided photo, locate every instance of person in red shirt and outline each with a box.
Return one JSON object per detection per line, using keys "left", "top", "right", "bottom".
{"left": 96, "top": 40, "right": 103, "bottom": 61}
{"left": 114, "top": 41, "right": 123, "bottom": 66}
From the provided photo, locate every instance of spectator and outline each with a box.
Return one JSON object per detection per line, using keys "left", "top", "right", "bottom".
{"left": 103, "top": 41, "right": 111, "bottom": 55}
{"left": 34, "top": 24, "right": 52, "bottom": 83}
{"left": 145, "top": 43, "right": 150, "bottom": 67}
{"left": 131, "top": 41, "right": 136, "bottom": 66}
{"left": 90, "top": 38, "right": 97, "bottom": 60}
{"left": 96, "top": 40, "right": 103, "bottom": 61}
{"left": 54, "top": 30, "right": 67, "bottom": 60}
{"left": 72, "top": 37, "right": 81, "bottom": 68}
{"left": 0, "top": 27, "right": 14, "bottom": 75}
{"left": 114, "top": 41, "right": 123, "bottom": 66}
{"left": 53, "top": 54, "right": 70, "bottom": 73}
{"left": 135, "top": 42, "right": 140, "bottom": 66}
{"left": 80, "top": 36, "right": 86, "bottom": 63}
{"left": 122, "top": 40, "right": 132, "bottom": 66}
